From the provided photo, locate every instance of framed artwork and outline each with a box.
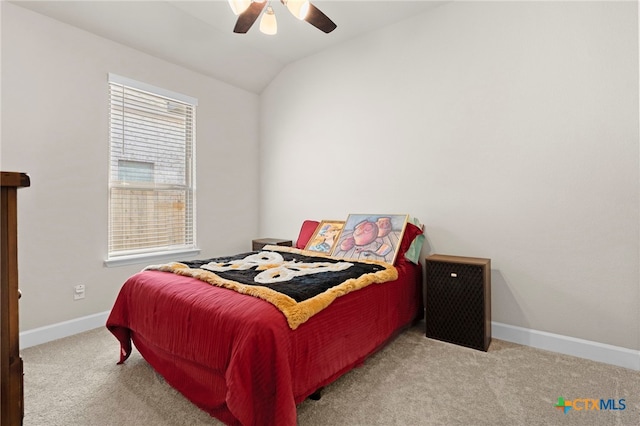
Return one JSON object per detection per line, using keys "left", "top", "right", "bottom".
{"left": 304, "top": 220, "right": 345, "bottom": 254}
{"left": 331, "top": 214, "right": 409, "bottom": 264}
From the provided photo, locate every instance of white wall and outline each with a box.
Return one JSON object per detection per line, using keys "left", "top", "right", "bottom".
{"left": 260, "top": 1, "right": 639, "bottom": 350}
{"left": 1, "top": 3, "right": 260, "bottom": 331}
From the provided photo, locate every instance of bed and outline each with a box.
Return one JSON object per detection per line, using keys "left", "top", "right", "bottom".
{"left": 106, "top": 221, "right": 424, "bottom": 426}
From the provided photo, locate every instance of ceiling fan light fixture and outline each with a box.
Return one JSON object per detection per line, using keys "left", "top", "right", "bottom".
{"left": 228, "top": 0, "right": 251, "bottom": 16}
{"left": 260, "top": 6, "right": 278, "bottom": 35}
{"left": 286, "top": 0, "right": 310, "bottom": 20}
{"left": 232, "top": 0, "right": 335, "bottom": 35}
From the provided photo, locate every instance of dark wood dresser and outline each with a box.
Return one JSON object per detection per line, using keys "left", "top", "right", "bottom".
{"left": 1, "top": 171, "right": 30, "bottom": 426}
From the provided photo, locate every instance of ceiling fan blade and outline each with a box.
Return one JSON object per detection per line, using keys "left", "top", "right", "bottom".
{"left": 305, "top": 3, "right": 337, "bottom": 33}
{"left": 233, "top": 2, "right": 267, "bottom": 34}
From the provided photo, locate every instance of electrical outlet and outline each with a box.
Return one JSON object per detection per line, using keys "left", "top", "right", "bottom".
{"left": 74, "top": 284, "right": 85, "bottom": 300}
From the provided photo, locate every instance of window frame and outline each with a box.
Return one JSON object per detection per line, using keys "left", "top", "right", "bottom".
{"left": 105, "top": 74, "right": 199, "bottom": 267}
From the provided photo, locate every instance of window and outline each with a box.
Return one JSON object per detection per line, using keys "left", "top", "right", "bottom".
{"left": 107, "top": 74, "right": 198, "bottom": 264}
{"left": 118, "top": 160, "right": 154, "bottom": 183}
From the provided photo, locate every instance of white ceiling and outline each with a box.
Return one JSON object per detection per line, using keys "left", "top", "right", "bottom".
{"left": 11, "top": 0, "right": 444, "bottom": 93}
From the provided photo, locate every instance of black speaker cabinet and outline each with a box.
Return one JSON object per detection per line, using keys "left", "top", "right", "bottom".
{"left": 425, "top": 254, "right": 491, "bottom": 351}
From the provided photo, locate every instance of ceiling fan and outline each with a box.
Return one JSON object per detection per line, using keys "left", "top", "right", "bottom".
{"left": 228, "top": 0, "right": 337, "bottom": 35}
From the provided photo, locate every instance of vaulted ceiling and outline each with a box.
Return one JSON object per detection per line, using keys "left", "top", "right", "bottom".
{"left": 11, "top": 1, "right": 444, "bottom": 93}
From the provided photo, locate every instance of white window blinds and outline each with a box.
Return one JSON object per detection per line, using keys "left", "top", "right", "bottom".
{"left": 108, "top": 74, "right": 197, "bottom": 260}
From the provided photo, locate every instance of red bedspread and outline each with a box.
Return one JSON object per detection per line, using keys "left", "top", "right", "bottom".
{"left": 106, "top": 259, "right": 422, "bottom": 425}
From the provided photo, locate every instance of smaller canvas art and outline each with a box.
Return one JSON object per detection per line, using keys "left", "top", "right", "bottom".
{"left": 304, "top": 220, "right": 345, "bottom": 254}
{"left": 331, "top": 214, "right": 408, "bottom": 264}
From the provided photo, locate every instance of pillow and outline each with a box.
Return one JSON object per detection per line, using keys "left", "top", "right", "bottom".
{"left": 296, "top": 220, "right": 320, "bottom": 249}
{"left": 396, "top": 220, "right": 425, "bottom": 265}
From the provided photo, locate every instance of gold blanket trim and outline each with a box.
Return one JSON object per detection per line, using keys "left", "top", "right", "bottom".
{"left": 145, "top": 246, "right": 397, "bottom": 330}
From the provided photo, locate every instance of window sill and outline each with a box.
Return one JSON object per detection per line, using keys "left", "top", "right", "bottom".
{"left": 104, "top": 248, "right": 201, "bottom": 268}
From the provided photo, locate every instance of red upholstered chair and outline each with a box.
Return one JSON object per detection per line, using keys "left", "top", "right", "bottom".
{"left": 296, "top": 220, "right": 320, "bottom": 249}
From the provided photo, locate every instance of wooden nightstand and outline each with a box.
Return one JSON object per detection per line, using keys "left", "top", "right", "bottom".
{"left": 252, "top": 238, "right": 293, "bottom": 251}
{"left": 425, "top": 254, "right": 491, "bottom": 351}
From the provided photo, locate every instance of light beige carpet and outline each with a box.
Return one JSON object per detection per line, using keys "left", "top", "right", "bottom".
{"left": 21, "top": 322, "right": 640, "bottom": 425}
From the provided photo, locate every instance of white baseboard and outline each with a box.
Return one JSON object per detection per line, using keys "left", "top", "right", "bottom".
{"left": 492, "top": 321, "right": 640, "bottom": 371}
{"left": 20, "top": 311, "right": 110, "bottom": 349}
{"left": 19, "top": 314, "right": 640, "bottom": 371}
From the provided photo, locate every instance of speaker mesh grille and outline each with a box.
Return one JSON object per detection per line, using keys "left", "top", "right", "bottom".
{"left": 426, "top": 261, "right": 487, "bottom": 351}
